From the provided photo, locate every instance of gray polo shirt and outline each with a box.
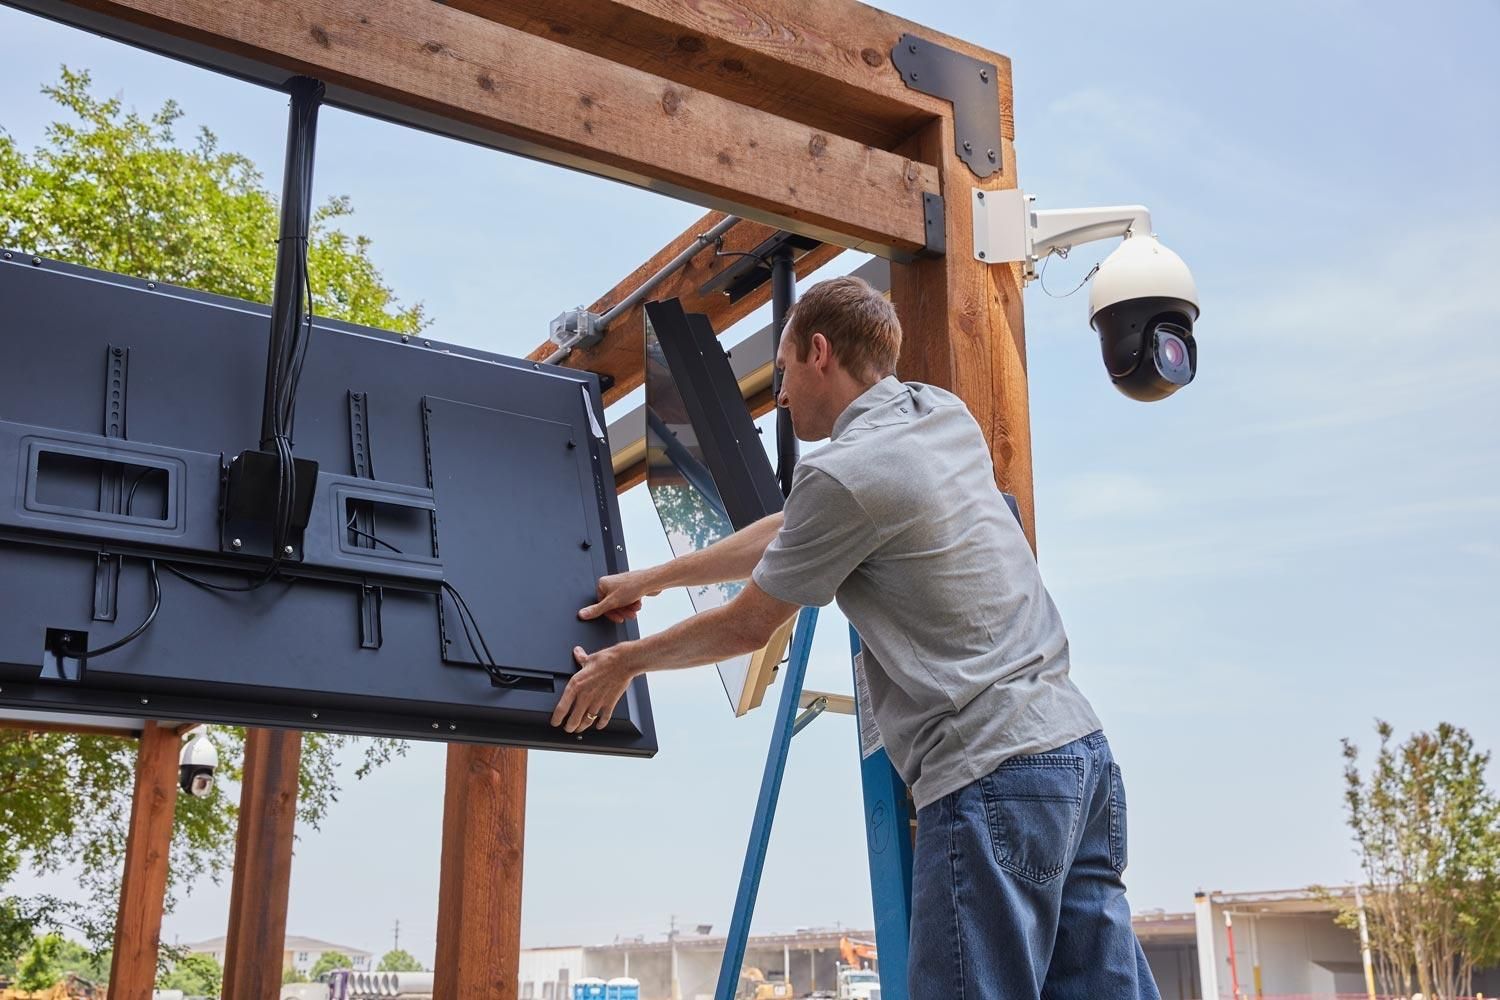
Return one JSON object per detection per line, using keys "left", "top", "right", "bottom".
{"left": 751, "top": 376, "right": 1101, "bottom": 808}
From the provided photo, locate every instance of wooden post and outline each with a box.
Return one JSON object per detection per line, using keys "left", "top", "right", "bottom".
{"left": 889, "top": 111, "right": 1034, "bottom": 543}
{"left": 109, "top": 721, "right": 179, "bottom": 999}
{"left": 434, "top": 744, "right": 527, "bottom": 1000}
{"left": 221, "top": 728, "right": 302, "bottom": 999}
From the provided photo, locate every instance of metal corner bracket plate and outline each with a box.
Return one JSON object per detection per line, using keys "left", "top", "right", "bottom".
{"left": 891, "top": 33, "right": 1004, "bottom": 179}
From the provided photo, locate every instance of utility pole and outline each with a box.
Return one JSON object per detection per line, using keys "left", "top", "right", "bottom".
{"left": 669, "top": 915, "right": 679, "bottom": 1000}
{"left": 394, "top": 918, "right": 400, "bottom": 954}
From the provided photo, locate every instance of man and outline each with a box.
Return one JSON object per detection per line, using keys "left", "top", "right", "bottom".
{"left": 551, "top": 276, "right": 1158, "bottom": 1000}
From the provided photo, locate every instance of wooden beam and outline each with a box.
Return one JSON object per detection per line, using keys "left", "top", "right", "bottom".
{"left": 531, "top": 211, "right": 841, "bottom": 407}
{"left": 222, "top": 728, "right": 301, "bottom": 998}
{"left": 888, "top": 84, "right": 1035, "bottom": 542}
{"left": 434, "top": 744, "right": 527, "bottom": 1000}
{"left": 25, "top": 0, "right": 938, "bottom": 255}
{"left": 109, "top": 721, "right": 178, "bottom": 999}
{"left": 442, "top": 0, "right": 1015, "bottom": 150}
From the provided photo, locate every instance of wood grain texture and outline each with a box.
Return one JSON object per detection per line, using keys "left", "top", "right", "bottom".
{"left": 222, "top": 728, "right": 302, "bottom": 1000}
{"left": 57, "top": 0, "right": 937, "bottom": 254}
{"left": 533, "top": 210, "right": 843, "bottom": 408}
{"left": 434, "top": 744, "right": 527, "bottom": 1000}
{"left": 108, "top": 722, "right": 178, "bottom": 1000}
{"left": 443, "top": 0, "right": 1016, "bottom": 149}
{"left": 888, "top": 115, "right": 1035, "bottom": 546}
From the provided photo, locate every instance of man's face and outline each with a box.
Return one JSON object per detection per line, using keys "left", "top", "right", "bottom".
{"left": 774, "top": 329, "right": 828, "bottom": 441}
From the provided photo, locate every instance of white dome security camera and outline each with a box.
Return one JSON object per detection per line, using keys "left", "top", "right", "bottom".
{"left": 971, "top": 190, "right": 1201, "bottom": 401}
{"left": 179, "top": 728, "right": 218, "bottom": 798}
{"left": 1088, "top": 235, "right": 1200, "bottom": 401}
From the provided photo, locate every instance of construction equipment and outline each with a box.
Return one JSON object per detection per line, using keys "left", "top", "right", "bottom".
{"left": 838, "top": 938, "right": 877, "bottom": 971}
{"left": 834, "top": 966, "right": 881, "bottom": 1000}
{"left": 735, "top": 967, "right": 792, "bottom": 1000}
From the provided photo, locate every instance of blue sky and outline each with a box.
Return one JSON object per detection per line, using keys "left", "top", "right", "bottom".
{"left": 3, "top": 0, "right": 1497, "bottom": 967}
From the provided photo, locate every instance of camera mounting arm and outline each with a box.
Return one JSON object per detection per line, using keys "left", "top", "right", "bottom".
{"left": 971, "top": 189, "right": 1153, "bottom": 281}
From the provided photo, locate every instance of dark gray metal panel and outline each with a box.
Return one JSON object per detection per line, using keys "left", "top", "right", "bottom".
{"left": 0, "top": 251, "right": 655, "bottom": 755}
{"left": 891, "top": 33, "right": 1003, "bottom": 179}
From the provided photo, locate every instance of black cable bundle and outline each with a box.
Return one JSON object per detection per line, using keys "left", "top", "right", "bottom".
{"left": 258, "top": 76, "right": 326, "bottom": 577}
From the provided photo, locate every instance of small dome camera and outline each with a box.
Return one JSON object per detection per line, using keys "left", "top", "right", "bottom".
{"left": 1088, "top": 235, "right": 1200, "bottom": 402}
{"left": 179, "top": 729, "right": 218, "bottom": 798}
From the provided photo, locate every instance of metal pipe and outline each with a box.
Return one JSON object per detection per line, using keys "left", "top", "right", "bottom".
{"left": 260, "top": 76, "right": 324, "bottom": 449}
{"left": 769, "top": 244, "right": 798, "bottom": 497}
{"left": 598, "top": 215, "right": 740, "bottom": 331}
{"left": 546, "top": 215, "right": 743, "bottom": 370}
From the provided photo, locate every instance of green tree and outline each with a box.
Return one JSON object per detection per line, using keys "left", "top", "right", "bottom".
{"left": 14, "top": 933, "right": 65, "bottom": 990}
{"left": 309, "top": 950, "right": 352, "bottom": 978}
{"left": 0, "top": 67, "right": 418, "bottom": 953}
{"left": 282, "top": 964, "right": 310, "bottom": 984}
{"left": 158, "top": 953, "right": 222, "bottom": 995}
{"left": 1337, "top": 720, "right": 1500, "bottom": 999}
{"left": 376, "top": 948, "right": 423, "bottom": 972}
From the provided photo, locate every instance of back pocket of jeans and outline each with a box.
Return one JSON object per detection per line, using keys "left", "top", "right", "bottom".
{"left": 978, "top": 754, "right": 1085, "bottom": 884}
{"left": 1108, "top": 762, "right": 1128, "bottom": 874}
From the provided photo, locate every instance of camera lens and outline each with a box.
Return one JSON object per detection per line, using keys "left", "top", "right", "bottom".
{"left": 1159, "top": 335, "right": 1185, "bottom": 368}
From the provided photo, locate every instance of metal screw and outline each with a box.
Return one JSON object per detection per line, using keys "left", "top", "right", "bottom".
{"left": 2, "top": 252, "right": 11, "bottom": 260}
{"left": 140, "top": 697, "right": 149, "bottom": 705}
{"left": 31, "top": 256, "right": 41, "bottom": 265}
{"left": 147, "top": 282, "right": 156, "bottom": 290}
{"left": 1027, "top": 194, "right": 1037, "bottom": 202}
{"left": 909, "top": 71, "right": 918, "bottom": 81}
{"left": 401, "top": 334, "right": 410, "bottom": 343}
{"left": 581, "top": 540, "right": 592, "bottom": 550}
{"left": 448, "top": 723, "right": 457, "bottom": 731}
{"left": 980, "top": 68, "right": 989, "bottom": 82}
{"left": 987, "top": 149, "right": 997, "bottom": 162}
{"left": 431, "top": 722, "right": 440, "bottom": 730}
{"left": 231, "top": 538, "right": 243, "bottom": 549}
{"left": 113, "top": 347, "right": 123, "bottom": 357}
{"left": 963, "top": 140, "right": 972, "bottom": 152}
{"left": 311, "top": 711, "right": 320, "bottom": 719}
{"left": 424, "top": 340, "right": 431, "bottom": 347}
{"left": 283, "top": 545, "right": 295, "bottom": 557}
{"left": 533, "top": 363, "right": 541, "bottom": 370}
{"left": 908, "top": 43, "right": 917, "bottom": 53}
{"left": 615, "top": 544, "right": 623, "bottom": 552}
{"left": 978, "top": 251, "right": 987, "bottom": 259}
{"left": 977, "top": 191, "right": 985, "bottom": 200}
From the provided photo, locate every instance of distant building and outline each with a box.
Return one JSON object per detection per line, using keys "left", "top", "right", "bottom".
{"left": 183, "top": 935, "right": 374, "bottom": 976}
{"left": 520, "top": 891, "right": 1500, "bottom": 1000}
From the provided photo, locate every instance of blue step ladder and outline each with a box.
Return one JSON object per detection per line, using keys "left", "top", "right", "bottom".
{"left": 712, "top": 609, "right": 914, "bottom": 1000}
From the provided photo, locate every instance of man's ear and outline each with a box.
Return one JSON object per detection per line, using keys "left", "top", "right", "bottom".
{"left": 810, "top": 331, "right": 833, "bottom": 372}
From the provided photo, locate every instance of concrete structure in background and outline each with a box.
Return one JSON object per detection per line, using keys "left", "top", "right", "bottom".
{"left": 521, "top": 892, "right": 1500, "bottom": 1000}
{"left": 185, "top": 934, "right": 373, "bottom": 976}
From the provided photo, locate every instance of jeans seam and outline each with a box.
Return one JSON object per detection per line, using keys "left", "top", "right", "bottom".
{"left": 948, "top": 795, "right": 965, "bottom": 1000}
{"left": 1108, "top": 761, "right": 1127, "bottom": 874}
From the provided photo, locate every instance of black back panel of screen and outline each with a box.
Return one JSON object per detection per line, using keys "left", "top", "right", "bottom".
{"left": 0, "top": 253, "right": 654, "bottom": 756}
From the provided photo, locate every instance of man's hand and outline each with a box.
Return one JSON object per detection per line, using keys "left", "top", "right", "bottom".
{"left": 551, "top": 644, "right": 635, "bottom": 733}
{"left": 579, "top": 571, "right": 659, "bottom": 624}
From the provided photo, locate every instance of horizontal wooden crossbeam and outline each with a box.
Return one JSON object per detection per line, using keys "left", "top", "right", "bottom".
{"left": 441, "top": 0, "right": 1015, "bottom": 151}
{"left": 14, "top": 0, "right": 939, "bottom": 255}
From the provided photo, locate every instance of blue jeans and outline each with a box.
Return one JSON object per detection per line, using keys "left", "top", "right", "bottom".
{"left": 909, "top": 731, "right": 1159, "bottom": 1000}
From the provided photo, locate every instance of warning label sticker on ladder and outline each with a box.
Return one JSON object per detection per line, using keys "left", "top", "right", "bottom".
{"left": 852, "top": 650, "right": 884, "bottom": 760}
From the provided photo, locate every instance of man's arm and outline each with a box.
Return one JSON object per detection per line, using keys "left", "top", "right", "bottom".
{"left": 578, "top": 512, "right": 783, "bottom": 622}
{"left": 553, "top": 580, "right": 797, "bottom": 733}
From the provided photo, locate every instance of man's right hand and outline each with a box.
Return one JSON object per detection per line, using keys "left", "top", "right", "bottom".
{"left": 579, "top": 571, "right": 659, "bottom": 624}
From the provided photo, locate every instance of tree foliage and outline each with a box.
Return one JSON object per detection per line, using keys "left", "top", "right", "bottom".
{"left": 0, "top": 67, "right": 418, "bottom": 956}
{"left": 376, "top": 948, "right": 423, "bottom": 972}
{"left": 158, "top": 952, "right": 222, "bottom": 995}
{"left": 309, "top": 950, "right": 352, "bottom": 978}
{"left": 1338, "top": 720, "right": 1500, "bottom": 999}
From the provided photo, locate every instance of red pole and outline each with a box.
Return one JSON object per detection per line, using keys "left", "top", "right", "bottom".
{"left": 1224, "top": 912, "right": 1242, "bottom": 1000}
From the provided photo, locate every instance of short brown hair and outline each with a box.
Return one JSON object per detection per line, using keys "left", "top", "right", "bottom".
{"left": 783, "top": 275, "right": 901, "bottom": 381}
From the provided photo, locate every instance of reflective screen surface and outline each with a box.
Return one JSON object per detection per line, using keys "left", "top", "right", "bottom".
{"left": 644, "top": 314, "right": 758, "bottom": 712}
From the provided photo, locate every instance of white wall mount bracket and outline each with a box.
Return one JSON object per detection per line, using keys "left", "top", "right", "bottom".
{"left": 972, "top": 189, "right": 1154, "bottom": 282}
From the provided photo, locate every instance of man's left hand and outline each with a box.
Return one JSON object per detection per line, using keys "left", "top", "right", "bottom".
{"left": 551, "top": 644, "right": 635, "bottom": 733}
